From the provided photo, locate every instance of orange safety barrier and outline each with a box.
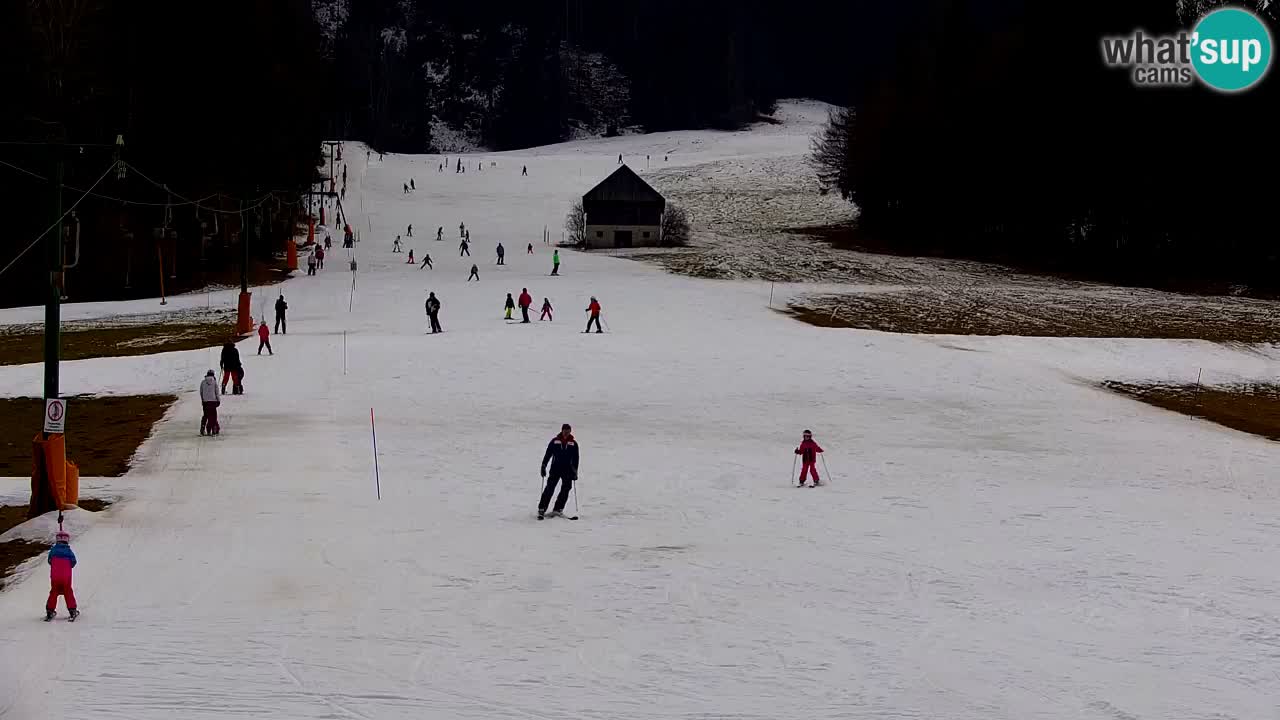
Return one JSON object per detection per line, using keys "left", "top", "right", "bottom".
{"left": 64, "top": 460, "right": 80, "bottom": 510}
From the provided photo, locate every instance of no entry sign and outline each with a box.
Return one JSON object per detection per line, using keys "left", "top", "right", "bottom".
{"left": 44, "top": 398, "right": 66, "bottom": 434}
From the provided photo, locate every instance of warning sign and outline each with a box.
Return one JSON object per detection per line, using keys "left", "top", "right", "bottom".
{"left": 44, "top": 398, "right": 66, "bottom": 434}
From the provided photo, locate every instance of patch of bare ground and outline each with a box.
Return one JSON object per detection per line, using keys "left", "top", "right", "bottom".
{"left": 0, "top": 308, "right": 246, "bottom": 367}
{"left": 1104, "top": 382, "right": 1280, "bottom": 442}
{"left": 0, "top": 498, "right": 113, "bottom": 587}
{"left": 0, "top": 395, "right": 178, "bottom": 477}
{"left": 785, "top": 289, "right": 1280, "bottom": 341}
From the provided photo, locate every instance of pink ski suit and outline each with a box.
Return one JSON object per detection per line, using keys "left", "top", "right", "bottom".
{"left": 47, "top": 539, "right": 77, "bottom": 613}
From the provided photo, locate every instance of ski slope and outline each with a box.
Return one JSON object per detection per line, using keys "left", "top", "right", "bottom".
{"left": 2, "top": 104, "right": 1280, "bottom": 720}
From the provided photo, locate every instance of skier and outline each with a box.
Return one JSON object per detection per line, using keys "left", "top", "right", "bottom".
{"left": 219, "top": 341, "right": 242, "bottom": 393}
{"left": 44, "top": 529, "right": 78, "bottom": 621}
{"left": 527, "top": 242, "right": 534, "bottom": 255}
{"left": 436, "top": 226, "right": 443, "bottom": 241}
{"left": 522, "top": 165, "right": 528, "bottom": 176}
{"left": 306, "top": 249, "right": 317, "bottom": 276}
{"left": 315, "top": 245, "right": 325, "bottom": 270}
{"left": 410, "top": 179, "right": 415, "bottom": 191}
{"left": 468, "top": 264, "right": 480, "bottom": 282}
{"left": 496, "top": 242, "right": 505, "bottom": 265}
{"left": 456, "top": 158, "right": 462, "bottom": 173}
{"left": 540, "top": 297, "right": 553, "bottom": 321}
{"left": 393, "top": 236, "right": 402, "bottom": 253}
{"left": 617, "top": 153, "right": 623, "bottom": 164}
{"left": 465, "top": 229, "right": 470, "bottom": 242}
{"left": 504, "top": 292, "right": 516, "bottom": 320}
{"left": 551, "top": 249, "right": 560, "bottom": 276}
{"left": 274, "top": 294, "right": 288, "bottom": 334}
{"left": 257, "top": 320, "right": 272, "bottom": 357}
{"left": 199, "top": 369, "right": 221, "bottom": 436}
{"left": 425, "top": 292, "right": 442, "bottom": 333}
{"left": 407, "top": 223, "right": 413, "bottom": 238}
{"left": 407, "top": 249, "right": 415, "bottom": 264}
{"left": 324, "top": 234, "right": 333, "bottom": 250}
{"left": 419, "top": 251, "right": 433, "bottom": 270}
{"left": 518, "top": 287, "right": 533, "bottom": 323}
{"left": 403, "top": 182, "right": 409, "bottom": 194}
{"left": 538, "top": 423, "right": 579, "bottom": 520}
{"left": 584, "top": 296, "right": 602, "bottom": 333}
{"left": 460, "top": 238, "right": 471, "bottom": 257}
{"left": 795, "top": 430, "right": 825, "bottom": 487}
{"left": 460, "top": 222, "right": 466, "bottom": 238}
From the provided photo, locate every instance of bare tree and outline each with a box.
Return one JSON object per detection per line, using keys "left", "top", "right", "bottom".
{"left": 661, "top": 203, "right": 691, "bottom": 246}
{"left": 564, "top": 200, "right": 587, "bottom": 245}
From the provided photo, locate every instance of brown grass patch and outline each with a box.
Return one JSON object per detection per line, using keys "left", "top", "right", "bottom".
{"left": 786, "top": 291, "right": 1280, "bottom": 342}
{"left": 0, "top": 315, "right": 243, "bottom": 367}
{"left": 0, "top": 498, "right": 113, "bottom": 587}
{"left": 0, "top": 540, "right": 46, "bottom": 588}
{"left": 1105, "top": 382, "right": 1280, "bottom": 442}
{"left": 0, "top": 395, "right": 178, "bottom": 477}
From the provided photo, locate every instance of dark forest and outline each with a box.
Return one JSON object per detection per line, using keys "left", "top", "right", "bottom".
{"left": 1, "top": 1, "right": 1276, "bottom": 306}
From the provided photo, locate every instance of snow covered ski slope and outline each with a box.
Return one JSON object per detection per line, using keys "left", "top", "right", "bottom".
{"left": 2, "top": 103, "right": 1280, "bottom": 719}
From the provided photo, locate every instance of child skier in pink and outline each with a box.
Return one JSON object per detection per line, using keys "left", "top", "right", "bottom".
{"left": 45, "top": 529, "right": 78, "bottom": 621}
{"left": 795, "top": 429, "right": 824, "bottom": 487}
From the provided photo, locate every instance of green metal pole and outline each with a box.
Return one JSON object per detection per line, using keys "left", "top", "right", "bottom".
{"left": 44, "top": 158, "right": 63, "bottom": 406}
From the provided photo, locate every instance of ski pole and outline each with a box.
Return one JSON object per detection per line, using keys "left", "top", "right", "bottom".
{"left": 820, "top": 454, "right": 832, "bottom": 485}
{"left": 572, "top": 479, "right": 580, "bottom": 515}
{"left": 791, "top": 455, "right": 798, "bottom": 487}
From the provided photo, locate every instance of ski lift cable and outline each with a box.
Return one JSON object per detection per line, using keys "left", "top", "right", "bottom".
{"left": 0, "top": 159, "right": 120, "bottom": 279}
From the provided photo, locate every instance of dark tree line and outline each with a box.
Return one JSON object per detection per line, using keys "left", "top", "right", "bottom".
{"left": 814, "top": 0, "right": 1280, "bottom": 294}
{"left": 0, "top": 0, "right": 325, "bottom": 307}
{"left": 324, "top": 0, "right": 787, "bottom": 152}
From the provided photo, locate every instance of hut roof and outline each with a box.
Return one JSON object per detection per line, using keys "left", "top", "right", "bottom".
{"left": 583, "top": 165, "right": 664, "bottom": 204}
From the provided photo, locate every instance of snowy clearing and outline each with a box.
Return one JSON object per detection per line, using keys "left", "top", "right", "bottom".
{"left": 1, "top": 104, "right": 1279, "bottom": 719}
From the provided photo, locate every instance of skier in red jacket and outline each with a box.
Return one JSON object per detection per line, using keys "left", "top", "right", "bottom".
{"left": 795, "top": 429, "right": 824, "bottom": 487}
{"left": 584, "top": 296, "right": 602, "bottom": 333}
{"left": 518, "top": 288, "right": 533, "bottom": 323}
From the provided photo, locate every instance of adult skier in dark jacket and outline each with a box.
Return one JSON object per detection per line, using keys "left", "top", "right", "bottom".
{"left": 425, "top": 292, "right": 442, "bottom": 333}
{"left": 219, "top": 342, "right": 242, "bottom": 393}
{"left": 538, "top": 424, "right": 579, "bottom": 519}
{"left": 274, "top": 295, "right": 288, "bottom": 334}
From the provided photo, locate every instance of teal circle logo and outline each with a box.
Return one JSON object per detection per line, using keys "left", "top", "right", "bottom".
{"left": 1191, "top": 8, "right": 1272, "bottom": 92}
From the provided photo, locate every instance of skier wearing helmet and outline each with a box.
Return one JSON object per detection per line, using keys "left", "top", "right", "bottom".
{"left": 795, "top": 429, "right": 824, "bottom": 487}
{"left": 584, "top": 296, "right": 602, "bottom": 333}
{"left": 199, "top": 369, "right": 221, "bottom": 436}
{"left": 538, "top": 423, "right": 580, "bottom": 519}
{"left": 45, "top": 529, "right": 78, "bottom": 621}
